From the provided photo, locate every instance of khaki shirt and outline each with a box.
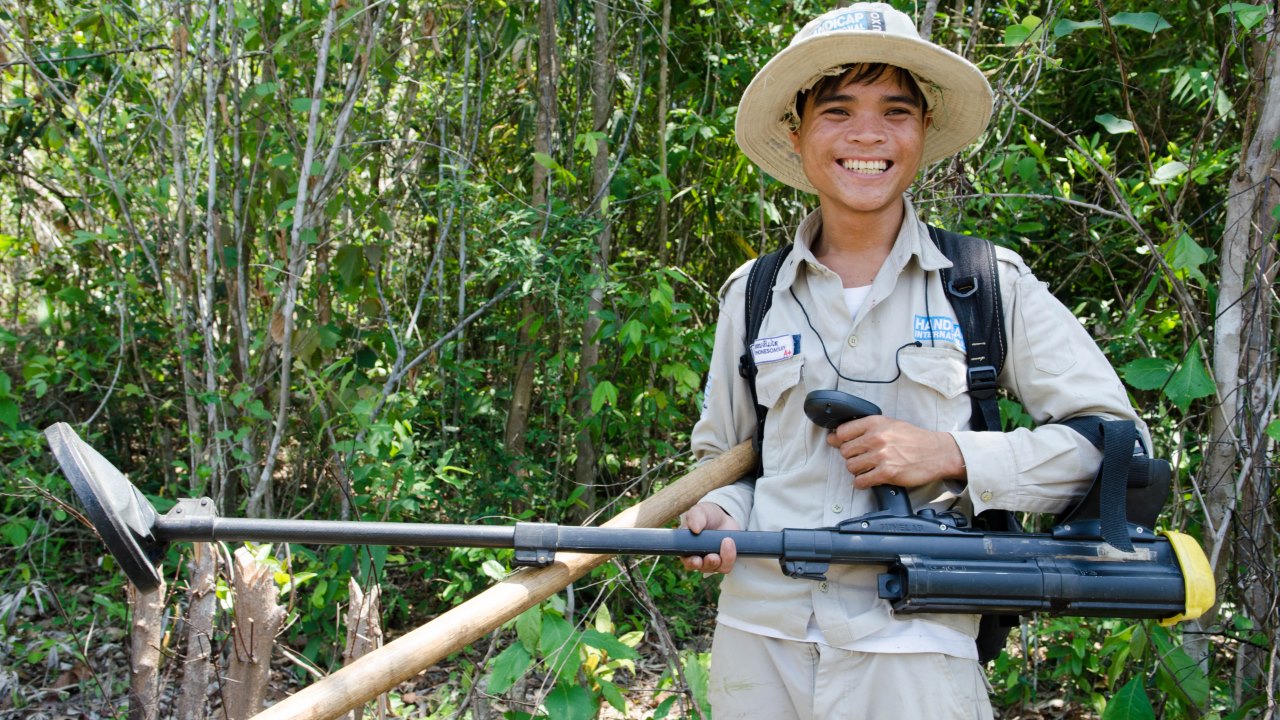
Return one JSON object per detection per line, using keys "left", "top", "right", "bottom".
{"left": 692, "top": 199, "right": 1147, "bottom": 646}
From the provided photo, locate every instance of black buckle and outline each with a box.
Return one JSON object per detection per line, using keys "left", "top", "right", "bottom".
{"left": 739, "top": 353, "right": 757, "bottom": 380}
{"left": 948, "top": 275, "right": 979, "bottom": 298}
{"left": 968, "top": 365, "right": 998, "bottom": 396}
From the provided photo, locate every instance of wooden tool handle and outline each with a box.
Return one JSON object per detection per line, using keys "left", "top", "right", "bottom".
{"left": 251, "top": 441, "right": 755, "bottom": 720}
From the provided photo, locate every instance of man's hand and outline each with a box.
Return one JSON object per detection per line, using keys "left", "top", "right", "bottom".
{"left": 826, "top": 415, "right": 966, "bottom": 489}
{"left": 679, "top": 502, "right": 741, "bottom": 574}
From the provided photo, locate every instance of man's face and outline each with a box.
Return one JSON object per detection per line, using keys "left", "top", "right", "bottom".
{"left": 789, "top": 70, "right": 931, "bottom": 220}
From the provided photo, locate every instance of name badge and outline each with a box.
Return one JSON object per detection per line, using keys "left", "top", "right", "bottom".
{"left": 750, "top": 334, "right": 801, "bottom": 364}
{"left": 913, "top": 315, "right": 966, "bottom": 351}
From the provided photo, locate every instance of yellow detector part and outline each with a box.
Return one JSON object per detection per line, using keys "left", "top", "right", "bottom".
{"left": 1159, "top": 530, "right": 1216, "bottom": 626}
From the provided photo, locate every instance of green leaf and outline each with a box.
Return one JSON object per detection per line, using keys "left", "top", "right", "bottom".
{"left": 1216, "top": 3, "right": 1268, "bottom": 30}
{"left": 1155, "top": 645, "right": 1210, "bottom": 706}
{"left": 515, "top": 605, "right": 542, "bottom": 654}
{"left": 486, "top": 644, "right": 531, "bottom": 695}
{"left": 682, "top": 651, "right": 712, "bottom": 719}
{"left": 481, "top": 558, "right": 506, "bottom": 581}
{"left": 540, "top": 614, "right": 582, "bottom": 682}
{"left": 0, "top": 521, "right": 30, "bottom": 547}
{"left": 1120, "top": 358, "right": 1174, "bottom": 391}
{"left": 532, "top": 152, "right": 556, "bottom": 169}
{"left": 1096, "top": 113, "right": 1135, "bottom": 134}
{"left": 56, "top": 287, "right": 88, "bottom": 305}
{"left": 1102, "top": 677, "right": 1156, "bottom": 720}
{"left": 1110, "top": 12, "right": 1172, "bottom": 33}
{"left": 653, "top": 696, "right": 679, "bottom": 720}
{"left": 252, "top": 81, "right": 278, "bottom": 97}
{"left": 1266, "top": 419, "right": 1280, "bottom": 443}
{"left": 590, "top": 380, "right": 618, "bottom": 414}
{"left": 538, "top": 613, "right": 574, "bottom": 658}
{"left": 1053, "top": 18, "right": 1103, "bottom": 37}
{"left": 580, "top": 629, "right": 640, "bottom": 661}
{"left": 1166, "top": 346, "right": 1216, "bottom": 412}
{"left": 291, "top": 97, "right": 316, "bottom": 113}
{"left": 0, "top": 399, "right": 17, "bottom": 429}
{"left": 1151, "top": 161, "right": 1189, "bottom": 184}
{"left": 1164, "top": 233, "right": 1211, "bottom": 285}
{"left": 1004, "top": 16, "right": 1044, "bottom": 46}
{"left": 598, "top": 679, "right": 627, "bottom": 714}
{"left": 334, "top": 244, "right": 365, "bottom": 290}
{"left": 543, "top": 685, "right": 596, "bottom": 720}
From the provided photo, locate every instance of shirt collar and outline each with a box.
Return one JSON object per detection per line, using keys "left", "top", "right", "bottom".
{"left": 773, "top": 196, "right": 953, "bottom": 290}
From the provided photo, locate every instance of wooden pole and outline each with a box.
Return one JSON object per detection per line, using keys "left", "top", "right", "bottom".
{"left": 251, "top": 441, "right": 754, "bottom": 720}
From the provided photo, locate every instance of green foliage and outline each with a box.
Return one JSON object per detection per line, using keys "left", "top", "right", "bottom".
{"left": 486, "top": 599, "right": 642, "bottom": 719}
{"left": 1, "top": 0, "right": 1274, "bottom": 715}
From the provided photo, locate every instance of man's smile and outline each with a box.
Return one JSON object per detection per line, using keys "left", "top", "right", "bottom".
{"left": 838, "top": 158, "right": 891, "bottom": 174}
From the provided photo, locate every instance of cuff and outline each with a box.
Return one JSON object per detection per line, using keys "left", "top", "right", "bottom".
{"left": 949, "top": 430, "right": 1018, "bottom": 515}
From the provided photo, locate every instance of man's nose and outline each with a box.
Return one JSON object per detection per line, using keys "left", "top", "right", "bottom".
{"left": 844, "top": 114, "right": 887, "bottom": 144}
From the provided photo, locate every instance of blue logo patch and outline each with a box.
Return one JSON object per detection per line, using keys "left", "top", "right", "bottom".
{"left": 817, "top": 9, "right": 887, "bottom": 34}
{"left": 913, "top": 315, "right": 966, "bottom": 351}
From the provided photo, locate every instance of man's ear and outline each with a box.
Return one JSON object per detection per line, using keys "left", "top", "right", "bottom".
{"left": 924, "top": 112, "right": 934, "bottom": 131}
{"left": 789, "top": 128, "right": 801, "bottom": 154}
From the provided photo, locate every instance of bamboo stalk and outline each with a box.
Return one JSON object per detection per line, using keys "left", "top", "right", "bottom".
{"left": 250, "top": 441, "right": 754, "bottom": 720}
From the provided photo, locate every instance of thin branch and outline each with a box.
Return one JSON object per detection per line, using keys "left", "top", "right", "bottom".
{"left": 0, "top": 43, "right": 170, "bottom": 70}
{"left": 249, "top": 0, "right": 344, "bottom": 517}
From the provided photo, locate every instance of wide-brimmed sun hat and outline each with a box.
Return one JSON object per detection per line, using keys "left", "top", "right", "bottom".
{"left": 735, "top": 3, "right": 994, "bottom": 193}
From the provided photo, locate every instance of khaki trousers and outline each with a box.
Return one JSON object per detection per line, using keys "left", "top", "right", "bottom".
{"left": 707, "top": 624, "right": 995, "bottom": 720}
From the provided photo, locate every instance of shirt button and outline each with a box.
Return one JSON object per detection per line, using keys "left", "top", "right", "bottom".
{"left": 833, "top": 504, "right": 843, "bottom": 513}
{"left": 847, "top": 335, "right": 859, "bottom": 347}
{"left": 819, "top": 582, "right": 829, "bottom": 593}
{"left": 980, "top": 491, "right": 993, "bottom": 502}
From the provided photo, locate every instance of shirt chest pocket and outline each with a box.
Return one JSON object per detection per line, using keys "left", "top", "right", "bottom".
{"left": 752, "top": 355, "right": 810, "bottom": 475}
{"left": 895, "top": 346, "right": 974, "bottom": 430}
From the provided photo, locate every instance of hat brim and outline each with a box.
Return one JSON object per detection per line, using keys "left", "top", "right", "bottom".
{"left": 735, "top": 32, "right": 993, "bottom": 194}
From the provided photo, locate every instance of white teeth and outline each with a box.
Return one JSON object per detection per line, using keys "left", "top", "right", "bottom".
{"left": 840, "top": 159, "right": 888, "bottom": 173}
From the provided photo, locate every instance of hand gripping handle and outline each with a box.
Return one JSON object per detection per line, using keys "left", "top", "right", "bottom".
{"left": 802, "top": 391, "right": 912, "bottom": 516}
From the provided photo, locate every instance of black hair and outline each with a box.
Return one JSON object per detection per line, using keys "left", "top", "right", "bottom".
{"left": 793, "top": 63, "right": 928, "bottom": 121}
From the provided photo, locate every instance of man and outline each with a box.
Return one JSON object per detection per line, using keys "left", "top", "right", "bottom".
{"left": 681, "top": 4, "right": 1148, "bottom": 718}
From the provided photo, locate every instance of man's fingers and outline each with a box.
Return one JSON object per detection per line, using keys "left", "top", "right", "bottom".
{"left": 718, "top": 537, "right": 737, "bottom": 573}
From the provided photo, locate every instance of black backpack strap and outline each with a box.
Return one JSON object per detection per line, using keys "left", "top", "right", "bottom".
{"left": 927, "top": 226, "right": 1006, "bottom": 432}
{"left": 738, "top": 245, "right": 793, "bottom": 478}
{"left": 927, "top": 226, "right": 1014, "bottom": 664}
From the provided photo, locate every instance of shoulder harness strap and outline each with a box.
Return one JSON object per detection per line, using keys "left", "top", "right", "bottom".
{"left": 927, "top": 226, "right": 1006, "bottom": 433}
{"left": 738, "top": 245, "right": 793, "bottom": 478}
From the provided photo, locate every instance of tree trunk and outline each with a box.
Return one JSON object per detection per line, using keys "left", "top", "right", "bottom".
{"left": 572, "top": 0, "right": 613, "bottom": 516}
{"left": 1199, "top": 14, "right": 1279, "bottom": 693}
{"left": 503, "top": 0, "right": 559, "bottom": 458}
{"left": 176, "top": 543, "right": 217, "bottom": 720}
{"left": 225, "top": 548, "right": 286, "bottom": 720}
{"left": 343, "top": 579, "right": 387, "bottom": 720}
{"left": 127, "top": 580, "right": 167, "bottom": 720}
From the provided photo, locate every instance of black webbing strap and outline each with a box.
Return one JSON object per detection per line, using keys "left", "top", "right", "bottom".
{"left": 1059, "top": 416, "right": 1141, "bottom": 552}
{"left": 928, "top": 227, "right": 1006, "bottom": 432}
{"left": 1098, "top": 421, "right": 1138, "bottom": 552}
{"left": 739, "top": 245, "right": 793, "bottom": 478}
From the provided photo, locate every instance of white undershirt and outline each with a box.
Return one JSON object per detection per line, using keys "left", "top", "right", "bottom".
{"left": 843, "top": 285, "right": 872, "bottom": 317}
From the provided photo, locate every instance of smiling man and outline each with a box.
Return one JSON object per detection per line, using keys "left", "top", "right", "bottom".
{"left": 681, "top": 4, "right": 1147, "bottom": 719}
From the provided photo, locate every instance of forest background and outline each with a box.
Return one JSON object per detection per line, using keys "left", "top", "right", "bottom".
{"left": 0, "top": 0, "right": 1277, "bottom": 717}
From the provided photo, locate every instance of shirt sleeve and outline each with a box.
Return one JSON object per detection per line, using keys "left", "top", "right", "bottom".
{"left": 952, "top": 250, "right": 1150, "bottom": 516}
{"left": 690, "top": 267, "right": 759, "bottom": 527}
